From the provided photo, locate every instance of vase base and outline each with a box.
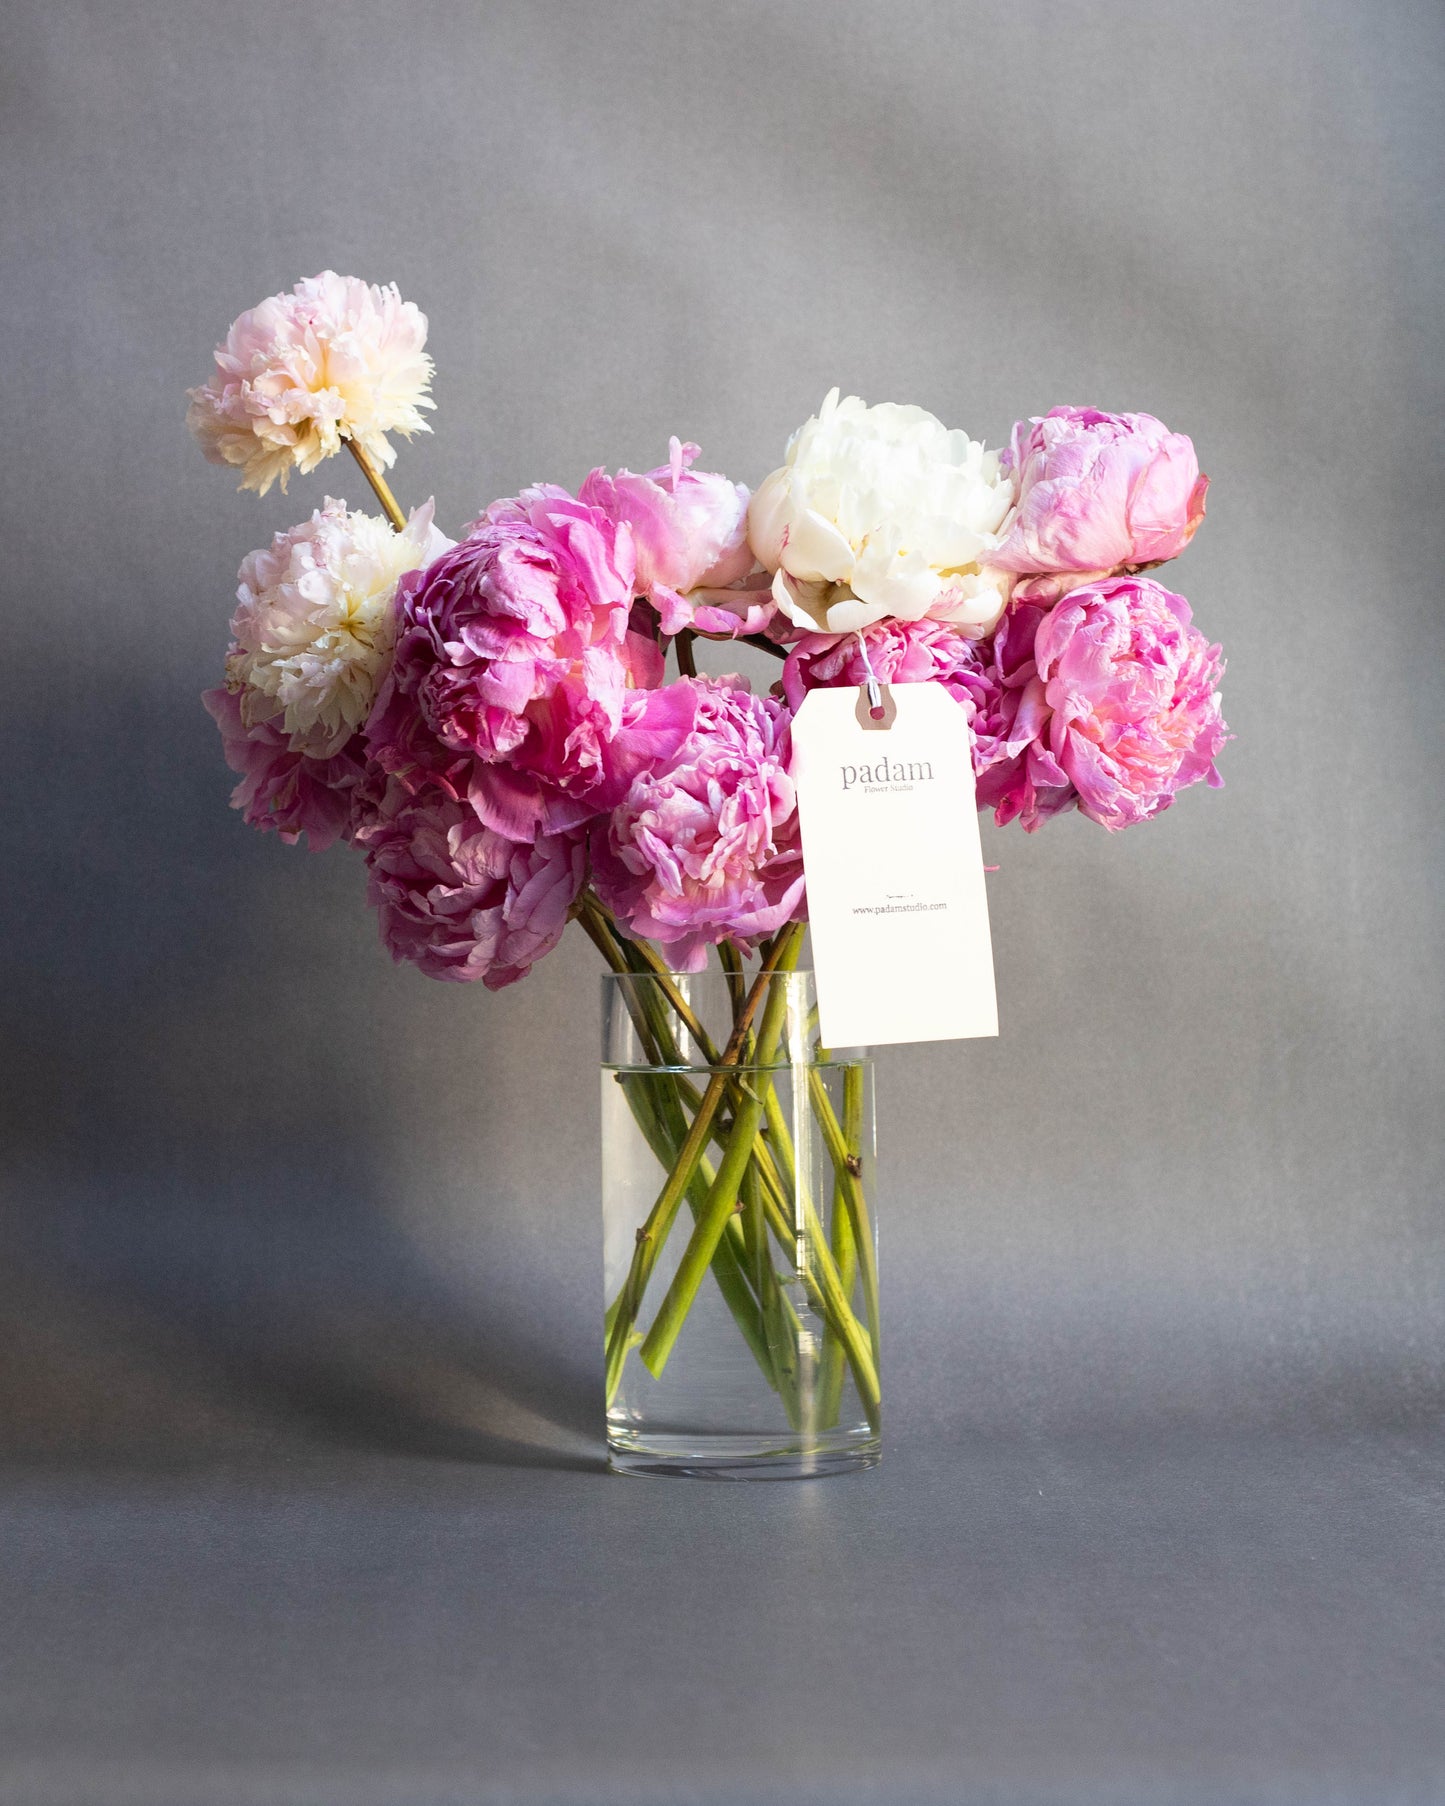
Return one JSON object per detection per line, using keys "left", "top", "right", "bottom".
{"left": 607, "top": 1429, "right": 880, "bottom": 1481}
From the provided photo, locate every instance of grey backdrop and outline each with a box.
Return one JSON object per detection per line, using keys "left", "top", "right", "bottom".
{"left": 2, "top": 4, "right": 1442, "bottom": 1803}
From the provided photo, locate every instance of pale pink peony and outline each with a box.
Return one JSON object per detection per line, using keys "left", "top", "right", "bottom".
{"left": 187, "top": 272, "right": 434, "bottom": 495}
{"left": 590, "top": 677, "right": 805, "bottom": 970}
{"left": 993, "top": 407, "right": 1208, "bottom": 598}
{"left": 227, "top": 498, "right": 449, "bottom": 758}
{"left": 970, "top": 600, "right": 1075, "bottom": 830}
{"left": 203, "top": 685, "right": 368, "bottom": 851}
{"left": 366, "top": 484, "right": 692, "bottom": 843}
{"left": 356, "top": 782, "right": 585, "bottom": 988}
{"left": 781, "top": 618, "right": 1000, "bottom": 728}
{"left": 978, "top": 577, "right": 1227, "bottom": 831}
{"left": 580, "top": 438, "right": 770, "bottom": 639}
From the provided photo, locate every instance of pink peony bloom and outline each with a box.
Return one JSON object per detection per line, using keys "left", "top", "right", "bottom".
{"left": 780, "top": 616, "right": 1088, "bottom": 823}
{"left": 356, "top": 782, "right": 585, "bottom": 988}
{"left": 1031, "top": 576, "right": 1226, "bottom": 829}
{"left": 203, "top": 685, "right": 369, "bottom": 851}
{"left": 993, "top": 407, "right": 1208, "bottom": 597}
{"left": 781, "top": 617, "right": 1000, "bottom": 728}
{"left": 979, "top": 577, "right": 1227, "bottom": 831}
{"left": 187, "top": 272, "right": 434, "bottom": 496}
{"left": 590, "top": 676, "right": 805, "bottom": 970}
{"left": 970, "top": 601, "right": 1076, "bottom": 830}
{"left": 366, "top": 484, "right": 692, "bottom": 842}
{"left": 580, "top": 439, "right": 769, "bottom": 639}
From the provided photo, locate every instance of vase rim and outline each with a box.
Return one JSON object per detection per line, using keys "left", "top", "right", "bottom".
{"left": 599, "top": 966, "right": 874, "bottom": 1066}
{"left": 599, "top": 966, "right": 816, "bottom": 982}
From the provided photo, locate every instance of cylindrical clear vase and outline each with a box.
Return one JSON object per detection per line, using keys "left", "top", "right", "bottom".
{"left": 601, "top": 968, "right": 880, "bottom": 1480}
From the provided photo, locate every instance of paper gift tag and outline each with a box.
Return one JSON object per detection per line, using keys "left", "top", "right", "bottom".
{"left": 790, "top": 681, "right": 998, "bottom": 1048}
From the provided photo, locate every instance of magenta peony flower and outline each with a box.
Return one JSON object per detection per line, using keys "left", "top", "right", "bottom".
{"left": 366, "top": 483, "right": 692, "bottom": 843}
{"left": 993, "top": 407, "right": 1208, "bottom": 597}
{"left": 978, "top": 577, "right": 1227, "bottom": 831}
{"left": 203, "top": 685, "right": 368, "bottom": 850}
{"left": 355, "top": 782, "right": 585, "bottom": 987}
{"left": 590, "top": 677, "right": 805, "bottom": 970}
{"left": 969, "top": 600, "right": 1075, "bottom": 830}
{"left": 187, "top": 272, "right": 434, "bottom": 496}
{"left": 580, "top": 439, "right": 769, "bottom": 639}
{"left": 781, "top": 617, "right": 1000, "bottom": 725}
{"left": 780, "top": 615, "right": 1092, "bottom": 824}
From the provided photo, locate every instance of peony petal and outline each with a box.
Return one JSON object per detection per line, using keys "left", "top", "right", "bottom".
{"left": 779, "top": 507, "right": 856, "bottom": 585}
{"left": 771, "top": 569, "right": 833, "bottom": 632}
{"left": 467, "top": 763, "right": 548, "bottom": 842}
{"left": 746, "top": 468, "right": 793, "bottom": 569}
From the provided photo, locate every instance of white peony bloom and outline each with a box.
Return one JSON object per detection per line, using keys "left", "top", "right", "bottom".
{"left": 226, "top": 498, "right": 451, "bottom": 757}
{"left": 748, "top": 389, "right": 1017, "bottom": 636}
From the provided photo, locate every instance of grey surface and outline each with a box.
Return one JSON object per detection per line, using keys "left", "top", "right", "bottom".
{"left": 2, "top": 1429, "right": 1443, "bottom": 1806}
{"left": 1, "top": 1, "right": 1443, "bottom": 1801}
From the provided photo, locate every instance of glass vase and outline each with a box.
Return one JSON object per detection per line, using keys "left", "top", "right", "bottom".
{"left": 600, "top": 967, "right": 880, "bottom": 1480}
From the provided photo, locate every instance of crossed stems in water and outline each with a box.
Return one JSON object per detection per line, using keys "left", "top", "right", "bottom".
{"left": 577, "top": 903, "right": 881, "bottom": 1434}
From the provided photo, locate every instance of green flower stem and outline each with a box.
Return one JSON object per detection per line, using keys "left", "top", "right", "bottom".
{"left": 601, "top": 924, "right": 804, "bottom": 1398}
{"left": 617, "top": 1064, "right": 872, "bottom": 1408}
{"left": 636, "top": 931, "right": 802, "bottom": 1378}
{"left": 591, "top": 903, "right": 720, "bottom": 1067}
{"left": 601, "top": 1057, "right": 764, "bottom": 1349}
{"left": 809, "top": 1065, "right": 881, "bottom": 1369}
{"left": 636, "top": 1077, "right": 770, "bottom": 1381}
{"left": 581, "top": 895, "right": 768, "bottom": 1381}
{"left": 816, "top": 1195, "right": 856, "bottom": 1427}
{"left": 584, "top": 900, "right": 879, "bottom": 1425}
{"left": 574, "top": 894, "right": 630, "bottom": 979}
{"left": 757, "top": 1178, "right": 879, "bottom": 1430}
{"left": 602, "top": 936, "right": 779, "bottom": 1370}
{"left": 742, "top": 1163, "right": 805, "bottom": 1431}
{"left": 729, "top": 1077, "right": 860, "bottom": 1346}
{"left": 613, "top": 1074, "right": 777, "bottom": 1397}
{"left": 752, "top": 1068, "right": 880, "bottom": 1428}
{"left": 718, "top": 940, "right": 746, "bottom": 1019}
{"left": 606, "top": 1024, "right": 880, "bottom": 1426}
{"left": 345, "top": 436, "right": 407, "bottom": 532}
{"left": 817, "top": 1065, "right": 863, "bottom": 1426}
{"left": 626, "top": 1036, "right": 880, "bottom": 1426}
{"left": 604, "top": 993, "right": 781, "bottom": 1397}
{"left": 640, "top": 1066, "right": 780, "bottom": 1372}
{"left": 629, "top": 957, "right": 718, "bottom": 1067}
{"left": 844, "top": 1060, "right": 866, "bottom": 1179}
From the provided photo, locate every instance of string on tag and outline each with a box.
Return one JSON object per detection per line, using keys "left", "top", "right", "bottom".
{"left": 855, "top": 631, "right": 885, "bottom": 720}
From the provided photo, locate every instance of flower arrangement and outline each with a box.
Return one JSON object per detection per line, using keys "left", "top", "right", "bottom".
{"left": 191, "top": 273, "right": 1227, "bottom": 1475}
{"left": 194, "top": 273, "right": 1225, "bottom": 981}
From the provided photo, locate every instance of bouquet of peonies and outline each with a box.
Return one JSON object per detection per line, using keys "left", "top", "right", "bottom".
{"left": 193, "top": 272, "right": 1226, "bottom": 992}
{"left": 191, "top": 273, "right": 1227, "bottom": 1474}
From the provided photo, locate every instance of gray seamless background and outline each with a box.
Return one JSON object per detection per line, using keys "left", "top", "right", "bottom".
{"left": 1, "top": 4, "right": 1442, "bottom": 1804}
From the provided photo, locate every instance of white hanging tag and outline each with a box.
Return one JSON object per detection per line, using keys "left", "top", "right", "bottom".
{"left": 790, "top": 681, "right": 999, "bottom": 1048}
